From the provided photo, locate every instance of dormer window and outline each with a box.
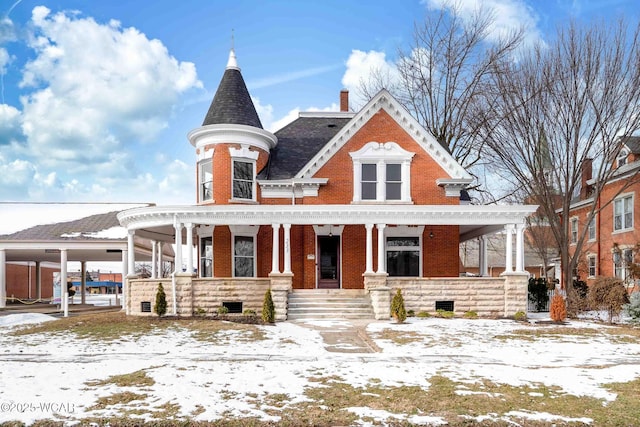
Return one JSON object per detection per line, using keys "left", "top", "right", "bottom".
{"left": 350, "top": 142, "right": 415, "bottom": 203}
{"left": 617, "top": 149, "right": 628, "bottom": 168}
{"left": 229, "top": 146, "right": 259, "bottom": 202}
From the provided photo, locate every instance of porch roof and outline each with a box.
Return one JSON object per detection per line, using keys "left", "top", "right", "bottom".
{"left": 117, "top": 203, "right": 538, "bottom": 243}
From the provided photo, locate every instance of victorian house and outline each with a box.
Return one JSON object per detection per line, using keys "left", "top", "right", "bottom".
{"left": 116, "top": 49, "right": 536, "bottom": 320}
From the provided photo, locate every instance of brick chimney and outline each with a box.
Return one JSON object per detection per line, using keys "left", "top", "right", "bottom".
{"left": 580, "top": 158, "right": 593, "bottom": 199}
{"left": 340, "top": 89, "right": 349, "bottom": 112}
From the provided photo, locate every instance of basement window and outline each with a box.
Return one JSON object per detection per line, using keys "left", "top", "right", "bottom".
{"left": 222, "top": 301, "right": 243, "bottom": 314}
{"left": 435, "top": 301, "right": 454, "bottom": 312}
{"left": 141, "top": 301, "right": 152, "bottom": 313}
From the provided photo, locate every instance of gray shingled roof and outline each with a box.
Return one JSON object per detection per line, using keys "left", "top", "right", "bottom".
{"left": 0, "top": 211, "right": 124, "bottom": 241}
{"left": 621, "top": 135, "right": 640, "bottom": 154}
{"left": 202, "top": 68, "right": 263, "bottom": 128}
{"left": 259, "top": 117, "right": 351, "bottom": 179}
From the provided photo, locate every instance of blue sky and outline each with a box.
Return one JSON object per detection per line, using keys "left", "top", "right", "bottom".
{"left": 1, "top": 0, "right": 638, "bottom": 207}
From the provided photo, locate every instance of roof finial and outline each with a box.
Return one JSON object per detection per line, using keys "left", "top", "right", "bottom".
{"left": 226, "top": 29, "right": 239, "bottom": 70}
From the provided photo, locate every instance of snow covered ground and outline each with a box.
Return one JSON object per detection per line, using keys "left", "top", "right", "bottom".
{"left": 0, "top": 310, "right": 639, "bottom": 426}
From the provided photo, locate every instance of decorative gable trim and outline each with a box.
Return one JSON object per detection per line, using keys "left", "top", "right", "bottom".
{"left": 437, "top": 178, "right": 474, "bottom": 197}
{"left": 296, "top": 89, "right": 472, "bottom": 181}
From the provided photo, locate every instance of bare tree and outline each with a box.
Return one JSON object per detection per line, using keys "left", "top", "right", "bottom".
{"left": 482, "top": 19, "right": 640, "bottom": 314}
{"left": 357, "top": 2, "right": 524, "bottom": 189}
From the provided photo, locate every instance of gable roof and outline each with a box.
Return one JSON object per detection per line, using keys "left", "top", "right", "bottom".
{"left": 259, "top": 115, "right": 352, "bottom": 179}
{"left": 201, "top": 49, "right": 263, "bottom": 128}
{"left": 621, "top": 135, "right": 640, "bottom": 154}
{"left": 296, "top": 89, "right": 472, "bottom": 181}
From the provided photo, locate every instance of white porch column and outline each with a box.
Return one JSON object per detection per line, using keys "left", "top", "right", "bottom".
{"left": 478, "top": 236, "right": 488, "bottom": 277}
{"left": 185, "top": 223, "right": 194, "bottom": 275}
{"left": 121, "top": 249, "right": 127, "bottom": 311}
{"left": 127, "top": 230, "right": 135, "bottom": 276}
{"left": 271, "top": 223, "right": 280, "bottom": 274}
{"left": 60, "top": 249, "right": 68, "bottom": 317}
{"left": 365, "top": 223, "right": 374, "bottom": 274}
{"left": 174, "top": 222, "right": 183, "bottom": 273}
{"left": 0, "top": 249, "right": 6, "bottom": 308}
{"left": 376, "top": 223, "right": 386, "bottom": 274}
{"left": 504, "top": 224, "right": 514, "bottom": 273}
{"left": 515, "top": 223, "right": 525, "bottom": 273}
{"left": 157, "top": 242, "right": 164, "bottom": 278}
{"left": 151, "top": 239, "right": 157, "bottom": 279}
{"left": 283, "top": 223, "right": 292, "bottom": 274}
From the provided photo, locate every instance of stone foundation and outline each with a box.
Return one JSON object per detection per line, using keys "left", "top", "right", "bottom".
{"left": 127, "top": 275, "right": 291, "bottom": 319}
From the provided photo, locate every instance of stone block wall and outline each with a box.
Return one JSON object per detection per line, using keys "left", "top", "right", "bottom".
{"left": 126, "top": 275, "right": 289, "bottom": 319}
{"left": 386, "top": 274, "right": 527, "bottom": 317}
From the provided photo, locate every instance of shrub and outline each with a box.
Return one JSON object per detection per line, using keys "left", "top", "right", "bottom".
{"left": 463, "top": 310, "right": 478, "bottom": 319}
{"left": 624, "top": 292, "right": 640, "bottom": 323}
{"left": 390, "top": 289, "right": 407, "bottom": 323}
{"left": 262, "top": 289, "right": 275, "bottom": 323}
{"left": 217, "top": 306, "right": 229, "bottom": 315}
{"left": 243, "top": 309, "right": 257, "bottom": 316}
{"left": 513, "top": 311, "right": 527, "bottom": 322}
{"left": 193, "top": 307, "right": 207, "bottom": 317}
{"left": 588, "top": 277, "right": 630, "bottom": 323}
{"left": 528, "top": 277, "right": 549, "bottom": 312}
{"left": 416, "top": 311, "right": 431, "bottom": 318}
{"left": 154, "top": 283, "right": 167, "bottom": 317}
{"left": 550, "top": 293, "right": 566, "bottom": 322}
{"left": 436, "top": 309, "right": 455, "bottom": 319}
{"left": 407, "top": 309, "right": 415, "bottom": 317}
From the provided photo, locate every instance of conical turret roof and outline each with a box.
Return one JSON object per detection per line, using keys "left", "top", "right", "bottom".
{"left": 201, "top": 49, "right": 263, "bottom": 128}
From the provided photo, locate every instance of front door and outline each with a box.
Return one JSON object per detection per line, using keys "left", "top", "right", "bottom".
{"left": 317, "top": 235, "right": 340, "bottom": 289}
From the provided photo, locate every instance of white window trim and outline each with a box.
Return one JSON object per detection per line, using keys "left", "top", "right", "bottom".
{"left": 385, "top": 225, "right": 424, "bottom": 277}
{"left": 617, "top": 148, "right": 628, "bottom": 168}
{"left": 570, "top": 216, "right": 578, "bottom": 245}
{"left": 613, "top": 193, "right": 634, "bottom": 233}
{"left": 198, "top": 158, "right": 214, "bottom": 203}
{"left": 587, "top": 254, "right": 596, "bottom": 278}
{"left": 230, "top": 225, "right": 259, "bottom": 278}
{"left": 587, "top": 215, "right": 596, "bottom": 242}
{"left": 229, "top": 146, "right": 259, "bottom": 202}
{"left": 350, "top": 142, "right": 415, "bottom": 203}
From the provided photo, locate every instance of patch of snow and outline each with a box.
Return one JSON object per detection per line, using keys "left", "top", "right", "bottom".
{"left": 505, "top": 410, "right": 593, "bottom": 424}
{"left": 0, "top": 313, "right": 57, "bottom": 329}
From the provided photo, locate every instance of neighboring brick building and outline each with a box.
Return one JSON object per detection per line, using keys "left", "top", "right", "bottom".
{"left": 566, "top": 136, "right": 640, "bottom": 293}
{"left": 118, "top": 49, "right": 537, "bottom": 319}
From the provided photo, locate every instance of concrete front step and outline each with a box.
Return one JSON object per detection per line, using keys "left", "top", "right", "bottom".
{"left": 287, "top": 289, "right": 374, "bottom": 320}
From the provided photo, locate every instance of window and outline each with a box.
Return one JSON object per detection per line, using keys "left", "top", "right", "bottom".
{"left": 232, "top": 160, "right": 254, "bottom": 200}
{"left": 587, "top": 216, "right": 596, "bottom": 241}
{"left": 386, "top": 164, "right": 402, "bottom": 200}
{"left": 233, "top": 235, "right": 255, "bottom": 277}
{"left": 614, "top": 195, "right": 633, "bottom": 231}
{"left": 587, "top": 255, "right": 596, "bottom": 278}
{"left": 570, "top": 217, "right": 578, "bottom": 244}
{"left": 199, "top": 159, "right": 213, "bottom": 202}
{"left": 350, "top": 142, "right": 415, "bottom": 203}
{"left": 614, "top": 248, "right": 633, "bottom": 282}
{"left": 386, "top": 237, "right": 420, "bottom": 277}
{"left": 617, "top": 149, "right": 628, "bottom": 168}
{"left": 361, "top": 164, "right": 377, "bottom": 200}
{"left": 200, "top": 236, "right": 212, "bottom": 278}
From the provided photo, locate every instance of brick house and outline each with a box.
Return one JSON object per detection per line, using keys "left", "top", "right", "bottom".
{"left": 566, "top": 136, "right": 640, "bottom": 293}
{"left": 118, "top": 49, "right": 537, "bottom": 319}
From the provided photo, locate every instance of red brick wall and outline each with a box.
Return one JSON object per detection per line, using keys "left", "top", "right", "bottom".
{"left": 205, "top": 108, "right": 462, "bottom": 287}
{"left": 6, "top": 263, "right": 56, "bottom": 299}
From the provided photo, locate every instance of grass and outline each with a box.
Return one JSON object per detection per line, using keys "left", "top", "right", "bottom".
{"left": 85, "top": 369, "right": 156, "bottom": 387}
{"left": 494, "top": 325, "right": 640, "bottom": 344}
{"left": 9, "top": 311, "right": 267, "bottom": 343}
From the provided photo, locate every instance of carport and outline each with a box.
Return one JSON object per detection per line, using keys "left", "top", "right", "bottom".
{"left": 0, "top": 210, "right": 175, "bottom": 313}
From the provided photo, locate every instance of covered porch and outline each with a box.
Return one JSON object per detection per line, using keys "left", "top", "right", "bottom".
{"left": 117, "top": 204, "right": 537, "bottom": 319}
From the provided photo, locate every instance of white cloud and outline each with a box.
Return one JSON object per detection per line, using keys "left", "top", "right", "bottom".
{"left": 0, "top": 103, "right": 21, "bottom": 141}
{"left": 341, "top": 50, "right": 399, "bottom": 109}
{"left": 19, "top": 6, "right": 202, "bottom": 171}
{"left": 424, "top": 0, "right": 542, "bottom": 46}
